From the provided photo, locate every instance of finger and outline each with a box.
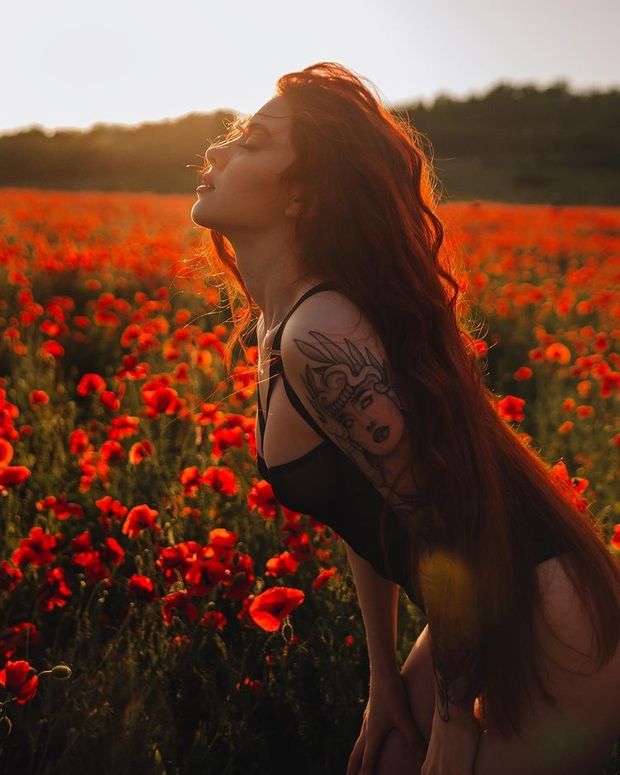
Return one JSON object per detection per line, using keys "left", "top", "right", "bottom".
{"left": 399, "top": 723, "right": 427, "bottom": 760}
{"left": 359, "top": 734, "right": 384, "bottom": 775}
{"left": 347, "top": 715, "right": 367, "bottom": 775}
{"left": 346, "top": 735, "right": 365, "bottom": 775}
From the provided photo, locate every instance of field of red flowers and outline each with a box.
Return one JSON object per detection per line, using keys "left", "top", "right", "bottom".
{"left": 0, "top": 189, "right": 618, "bottom": 774}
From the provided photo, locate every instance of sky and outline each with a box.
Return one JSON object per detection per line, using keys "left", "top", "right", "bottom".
{"left": 2, "top": 0, "right": 619, "bottom": 135}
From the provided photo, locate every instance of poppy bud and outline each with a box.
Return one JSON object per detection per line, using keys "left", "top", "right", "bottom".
{"left": 50, "top": 664, "right": 72, "bottom": 680}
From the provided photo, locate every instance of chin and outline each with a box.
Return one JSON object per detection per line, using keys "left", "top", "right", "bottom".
{"left": 190, "top": 201, "right": 211, "bottom": 228}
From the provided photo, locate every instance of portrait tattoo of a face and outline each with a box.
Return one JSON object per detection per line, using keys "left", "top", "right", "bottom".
{"left": 292, "top": 331, "right": 410, "bottom": 491}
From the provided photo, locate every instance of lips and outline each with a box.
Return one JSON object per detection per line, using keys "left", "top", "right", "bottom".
{"left": 196, "top": 184, "right": 215, "bottom": 193}
{"left": 198, "top": 175, "right": 216, "bottom": 190}
{"left": 373, "top": 426, "right": 389, "bottom": 443}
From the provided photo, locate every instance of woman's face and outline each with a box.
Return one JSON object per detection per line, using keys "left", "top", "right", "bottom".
{"left": 339, "top": 383, "right": 406, "bottom": 457}
{"left": 191, "top": 95, "right": 299, "bottom": 236}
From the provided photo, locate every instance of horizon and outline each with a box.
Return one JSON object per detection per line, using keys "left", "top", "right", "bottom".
{"left": 2, "top": 77, "right": 616, "bottom": 140}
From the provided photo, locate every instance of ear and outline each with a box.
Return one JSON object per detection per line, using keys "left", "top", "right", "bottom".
{"left": 285, "top": 194, "right": 318, "bottom": 218}
{"left": 285, "top": 196, "right": 302, "bottom": 218}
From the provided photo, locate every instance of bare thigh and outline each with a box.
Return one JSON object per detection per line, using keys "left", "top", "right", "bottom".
{"left": 475, "top": 555, "right": 620, "bottom": 774}
{"left": 380, "top": 555, "right": 620, "bottom": 775}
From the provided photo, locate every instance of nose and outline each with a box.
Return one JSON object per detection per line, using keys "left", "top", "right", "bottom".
{"left": 204, "top": 142, "right": 227, "bottom": 172}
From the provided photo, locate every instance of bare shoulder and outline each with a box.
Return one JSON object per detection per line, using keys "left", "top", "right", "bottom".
{"left": 281, "top": 288, "right": 395, "bottom": 410}
{"left": 283, "top": 288, "right": 378, "bottom": 347}
{"left": 279, "top": 287, "right": 421, "bottom": 515}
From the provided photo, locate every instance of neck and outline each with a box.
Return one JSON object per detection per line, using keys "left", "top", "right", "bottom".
{"left": 229, "top": 228, "right": 324, "bottom": 332}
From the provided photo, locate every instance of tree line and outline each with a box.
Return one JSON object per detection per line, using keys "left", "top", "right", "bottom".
{"left": 1, "top": 81, "right": 618, "bottom": 205}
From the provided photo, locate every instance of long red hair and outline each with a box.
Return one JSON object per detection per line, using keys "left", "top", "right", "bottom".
{"left": 197, "top": 61, "right": 620, "bottom": 737}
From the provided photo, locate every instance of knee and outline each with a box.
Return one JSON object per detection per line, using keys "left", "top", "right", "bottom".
{"left": 400, "top": 638, "right": 436, "bottom": 745}
{"left": 375, "top": 727, "right": 424, "bottom": 775}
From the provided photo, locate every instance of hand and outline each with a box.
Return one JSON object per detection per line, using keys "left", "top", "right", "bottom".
{"left": 420, "top": 704, "right": 482, "bottom": 775}
{"left": 346, "top": 669, "right": 427, "bottom": 775}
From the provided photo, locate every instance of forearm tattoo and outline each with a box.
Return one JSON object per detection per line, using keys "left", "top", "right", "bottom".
{"left": 418, "top": 550, "right": 480, "bottom": 722}
{"left": 433, "top": 639, "right": 479, "bottom": 721}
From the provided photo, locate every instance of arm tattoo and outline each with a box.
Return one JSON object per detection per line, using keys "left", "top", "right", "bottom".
{"left": 419, "top": 550, "right": 480, "bottom": 721}
{"left": 433, "top": 639, "right": 479, "bottom": 721}
{"left": 291, "top": 329, "right": 420, "bottom": 522}
{"left": 292, "top": 329, "right": 480, "bottom": 720}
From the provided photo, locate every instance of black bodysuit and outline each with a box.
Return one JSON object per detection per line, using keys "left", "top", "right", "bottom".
{"left": 255, "top": 282, "right": 560, "bottom": 613}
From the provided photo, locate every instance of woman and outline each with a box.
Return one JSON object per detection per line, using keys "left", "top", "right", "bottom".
{"left": 191, "top": 62, "right": 620, "bottom": 774}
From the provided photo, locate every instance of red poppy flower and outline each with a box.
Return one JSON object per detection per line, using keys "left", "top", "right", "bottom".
{"left": 108, "top": 414, "right": 140, "bottom": 441}
{"left": 248, "top": 586, "right": 305, "bottom": 632}
{"left": 100, "top": 390, "right": 120, "bottom": 412}
{"left": 0, "top": 439, "right": 14, "bottom": 468}
{"left": 0, "top": 465, "right": 31, "bottom": 488}
{"left": 95, "top": 496, "right": 128, "bottom": 526}
{"left": 178, "top": 466, "right": 202, "bottom": 497}
{"left": 11, "top": 526, "right": 58, "bottom": 568}
{"left": 496, "top": 395, "right": 525, "bottom": 423}
{"left": 77, "top": 373, "right": 106, "bottom": 396}
{"left": 129, "top": 440, "right": 153, "bottom": 464}
{"left": 528, "top": 347, "right": 545, "bottom": 363}
{"left": 39, "top": 495, "right": 84, "bottom": 520}
{"left": 221, "top": 552, "right": 256, "bottom": 600}
{"left": 128, "top": 574, "right": 158, "bottom": 601}
{"left": 161, "top": 590, "right": 198, "bottom": 627}
{"left": 121, "top": 504, "right": 161, "bottom": 539}
{"left": 473, "top": 339, "right": 488, "bottom": 357}
{"left": 313, "top": 566, "right": 339, "bottom": 590}
{"left": 68, "top": 428, "right": 91, "bottom": 455}
{"left": 576, "top": 380, "right": 591, "bottom": 398}
{"left": 38, "top": 340, "right": 64, "bottom": 360}
{"left": 247, "top": 480, "right": 278, "bottom": 520}
{"left": 29, "top": 390, "right": 49, "bottom": 406}
{"left": 0, "top": 560, "right": 23, "bottom": 593}
{"left": 265, "top": 551, "right": 300, "bottom": 578}
{"left": 551, "top": 461, "right": 590, "bottom": 512}
{"left": 99, "top": 440, "right": 125, "bottom": 463}
{"left": 184, "top": 558, "right": 227, "bottom": 597}
{"left": 36, "top": 566, "right": 73, "bottom": 612}
{"left": 544, "top": 343, "right": 571, "bottom": 364}
{"left": 0, "top": 622, "right": 40, "bottom": 660}
{"left": 513, "top": 366, "right": 532, "bottom": 381}
{"left": 200, "top": 466, "right": 239, "bottom": 496}
{"left": 0, "top": 659, "right": 39, "bottom": 704}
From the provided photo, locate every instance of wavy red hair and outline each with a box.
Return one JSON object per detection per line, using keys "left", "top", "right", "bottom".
{"left": 196, "top": 61, "right": 620, "bottom": 738}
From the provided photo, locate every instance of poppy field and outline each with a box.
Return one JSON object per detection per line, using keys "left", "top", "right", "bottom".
{"left": 0, "top": 189, "right": 618, "bottom": 774}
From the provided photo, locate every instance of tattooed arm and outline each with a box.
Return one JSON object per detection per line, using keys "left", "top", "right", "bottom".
{"left": 280, "top": 294, "right": 481, "bottom": 724}
{"left": 280, "top": 296, "right": 421, "bottom": 511}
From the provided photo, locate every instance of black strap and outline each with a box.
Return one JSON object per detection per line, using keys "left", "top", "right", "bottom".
{"left": 270, "top": 281, "right": 337, "bottom": 354}
{"left": 262, "top": 281, "right": 337, "bottom": 439}
{"left": 280, "top": 370, "right": 330, "bottom": 440}
{"left": 256, "top": 381, "right": 266, "bottom": 447}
